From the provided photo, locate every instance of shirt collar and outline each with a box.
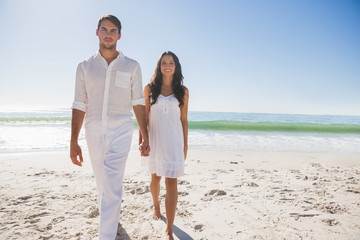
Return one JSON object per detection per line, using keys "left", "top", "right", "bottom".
{"left": 96, "top": 50, "right": 124, "bottom": 67}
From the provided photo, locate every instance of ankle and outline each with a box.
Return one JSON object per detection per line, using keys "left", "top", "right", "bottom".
{"left": 165, "top": 229, "right": 174, "bottom": 240}
{"left": 165, "top": 227, "right": 173, "bottom": 235}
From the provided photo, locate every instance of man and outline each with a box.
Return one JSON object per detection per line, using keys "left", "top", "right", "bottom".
{"left": 70, "top": 15, "right": 150, "bottom": 239}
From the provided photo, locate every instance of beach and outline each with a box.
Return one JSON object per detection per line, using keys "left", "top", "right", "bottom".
{"left": 1, "top": 150, "right": 359, "bottom": 240}
{"left": 1, "top": 110, "right": 360, "bottom": 239}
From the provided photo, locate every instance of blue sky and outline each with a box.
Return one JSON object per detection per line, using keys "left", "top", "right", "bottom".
{"left": 0, "top": 0, "right": 359, "bottom": 115}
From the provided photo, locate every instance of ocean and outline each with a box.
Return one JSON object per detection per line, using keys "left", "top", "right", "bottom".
{"left": 0, "top": 109, "right": 359, "bottom": 154}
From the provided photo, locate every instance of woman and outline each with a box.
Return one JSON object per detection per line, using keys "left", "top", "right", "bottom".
{"left": 140, "top": 51, "right": 189, "bottom": 240}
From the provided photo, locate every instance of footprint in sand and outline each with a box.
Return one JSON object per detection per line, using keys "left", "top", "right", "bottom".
{"left": 346, "top": 188, "right": 360, "bottom": 194}
{"left": 178, "top": 191, "right": 189, "bottom": 196}
{"left": 206, "top": 189, "right": 227, "bottom": 196}
{"left": 130, "top": 186, "right": 150, "bottom": 195}
{"left": 201, "top": 189, "right": 227, "bottom": 201}
{"left": 52, "top": 216, "right": 65, "bottom": 224}
{"left": 313, "top": 202, "right": 346, "bottom": 214}
{"left": 25, "top": 218, "right": 40, "bottom": 224}
{"left": 194, "top": 224, "right": 204, "bottom": 232}
{"left": 310, "top": 163, "right": 323, "bottom": 169}
{"left": 243, "top": 182, "right": 259, "bottom": 187}
{"left": 86, "top": 206, "right": 99, "bottom": 218}
{"left": 289, "top": 213, "right": 320, "bottom": 220}
{"left": 18, "top": 195, "right": 33, "bottom": 201}
{"left": 39, "top": 234, "right": 54, "bottom": 240}
{"left": 26, "top": 212, "right": 49, "bottom": 219}
{"left": 34, "top": 170, "right": 55, "bottom": 176}
{"left": 177, "top": 209, "right": 193, "bottom": 217}
{"left": 322, "top": 218, "right": 340, "bottom": 226}
{"left": 179, "top": 180, "right": 190, "bottom": 185}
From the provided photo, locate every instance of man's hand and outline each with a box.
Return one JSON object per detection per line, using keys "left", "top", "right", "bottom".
{"left": 139, "top": 139, "right": 150, "bottom": 157}
{"left": 70, "top": 142, "right": 83, "bottom": 167}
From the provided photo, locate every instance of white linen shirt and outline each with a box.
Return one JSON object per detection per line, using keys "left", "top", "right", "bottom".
{"left": 72, "top": 51, "right": 145, "bottom": 131}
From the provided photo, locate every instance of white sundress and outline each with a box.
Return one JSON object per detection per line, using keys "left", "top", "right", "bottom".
{"left": 141, "top": 94, "right": 185, "bottom": 178}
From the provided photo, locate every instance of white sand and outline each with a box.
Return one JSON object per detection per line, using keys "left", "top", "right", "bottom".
{"left": 0, "top": 150, "right": 359, "bottom": 240}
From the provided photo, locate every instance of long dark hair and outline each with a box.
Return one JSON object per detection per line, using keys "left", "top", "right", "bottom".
{"left": 149, "top": 51, "right": 185, "bottom": 107}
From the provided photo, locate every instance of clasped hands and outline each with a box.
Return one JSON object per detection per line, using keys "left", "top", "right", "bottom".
{"left": 139, "top": 139, "right": 150, "bottom": 157}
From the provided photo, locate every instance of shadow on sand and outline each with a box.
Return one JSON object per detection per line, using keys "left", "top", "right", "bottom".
{"left": 114, "top": 217, "right": 194, "bottom": 240}
{"left": 115, "top": 223, "right": 131, "bottom": 240}
{"left": 161, "top": 216, "right": 194, "bottom": 240}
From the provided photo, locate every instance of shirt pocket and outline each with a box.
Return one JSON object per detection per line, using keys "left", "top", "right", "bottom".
{"left": 115, "top": 71, "right": 131, "bottom": 88}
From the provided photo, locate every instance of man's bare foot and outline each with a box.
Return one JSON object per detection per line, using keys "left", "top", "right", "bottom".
{"left": 153, "top": 205, "right": 161, "bottom": 220}
{"left": 165, "top": 230, "right": 174, "bottom": 240}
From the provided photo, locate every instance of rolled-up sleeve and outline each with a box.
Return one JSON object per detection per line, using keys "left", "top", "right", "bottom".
{"left": 72, "top": 62, "right": 88, "bottom": 112}
{"left": 131, "top": 64, "right": 145, "bottom": 106}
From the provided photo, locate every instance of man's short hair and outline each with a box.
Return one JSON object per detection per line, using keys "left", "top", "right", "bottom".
{"left": 97, "top": 15, "right": 122, "bottom": 34}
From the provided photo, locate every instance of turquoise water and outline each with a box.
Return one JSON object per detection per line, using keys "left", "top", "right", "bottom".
{"left": 0, "top": 109, "right": 359, "bottom": 153}
{"left": 188, "top": 121, "right": 360, "bottom": 134}
{"left": 2, "top": 118, "right": 359, "bottom": 134}
{"left": 1, "top": 110, "right": 359, "bottom": 133}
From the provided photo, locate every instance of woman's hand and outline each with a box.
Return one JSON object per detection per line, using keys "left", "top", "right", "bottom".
{"left": 184, "top": 145, "right": 188, "bottom": 160}
{"left": 139, "top": 139, "right": 150, "bottom": 157}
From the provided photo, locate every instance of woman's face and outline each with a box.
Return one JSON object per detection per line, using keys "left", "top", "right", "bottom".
{"left": 160, "top": 55, "right": 176, "bottom": 78}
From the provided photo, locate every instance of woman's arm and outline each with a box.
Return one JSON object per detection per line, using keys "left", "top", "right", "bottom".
{"left": 180, "top": 87, "right": 189, "bottom": 160}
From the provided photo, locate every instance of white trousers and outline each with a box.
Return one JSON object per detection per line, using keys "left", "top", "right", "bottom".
{"left": 86, "top": 118, "right": 133, "bottom": 240}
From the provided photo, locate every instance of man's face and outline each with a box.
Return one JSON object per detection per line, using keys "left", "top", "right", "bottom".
{"left": 96, "top": 19, "right": 121, "bottom": 50}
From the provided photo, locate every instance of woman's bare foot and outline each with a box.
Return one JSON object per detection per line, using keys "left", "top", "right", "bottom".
{"left": 165, "top": 230, "right": 174, "bottom": 240}
{"left": 153, "top": 205, "right": 161, "bottom": 220}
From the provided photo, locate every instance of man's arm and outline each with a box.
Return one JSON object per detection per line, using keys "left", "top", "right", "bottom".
{"left": 133, "top": 104, "right": 150, "bottom": 156}
{"left": 70, "top": 109, "right": 85, "bottom": 166}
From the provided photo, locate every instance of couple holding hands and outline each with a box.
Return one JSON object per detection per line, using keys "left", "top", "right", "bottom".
{"left": 70, "top": 15, "right": 189, "bottom": 240}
